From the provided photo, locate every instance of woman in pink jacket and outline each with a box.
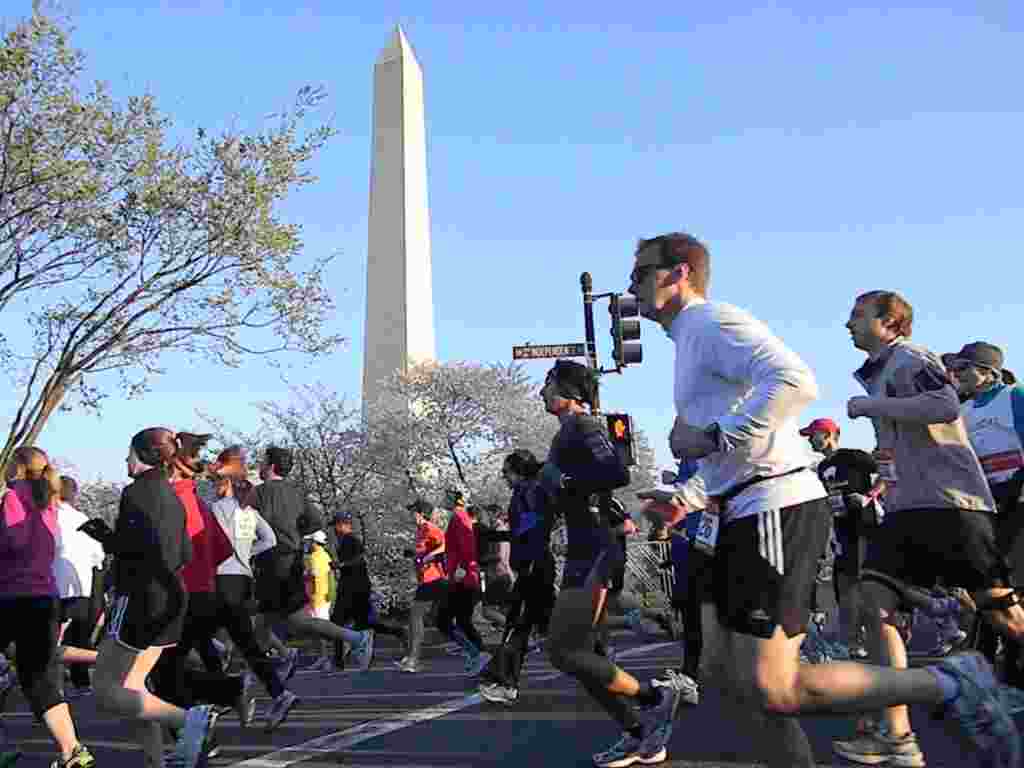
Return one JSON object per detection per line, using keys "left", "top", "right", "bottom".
{"left": 1, "top": 447, "right": 94, "bottom": 768}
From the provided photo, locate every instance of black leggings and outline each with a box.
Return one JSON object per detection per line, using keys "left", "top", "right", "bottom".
{"left": 679, "top": 547, "right": 711, "bottom": 681}
{"left": 547, "top": 554, "right": 641, "bottom": 731}
{"left": 215, "top": 575, "right": 285, "bottom": 698}
{"left": 0, "top": 596, "right": 64, "bottom": 719}
{"left": 150, "top": 592, "right": 245, "bottom": 709}
{"left": 61, "top": 597, "right": 100, "bottom": 688}
{"left": 437, "top": 585, "right": 483, "bottom": 652}
{"left": 484, "top": 556, "right": 556, "bottom": 688}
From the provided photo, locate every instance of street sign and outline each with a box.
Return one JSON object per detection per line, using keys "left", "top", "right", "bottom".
{"left": 512, "top": 343, "right": 586, "bottom": 360}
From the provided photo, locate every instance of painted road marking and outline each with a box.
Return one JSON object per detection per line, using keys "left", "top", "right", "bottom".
{"left": 226, "top": 642, "right": 677, "bottom": 768}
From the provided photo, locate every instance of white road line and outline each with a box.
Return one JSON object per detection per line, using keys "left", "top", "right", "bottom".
{"left": 226, "top": 641, "right": 676, "bottom": 768}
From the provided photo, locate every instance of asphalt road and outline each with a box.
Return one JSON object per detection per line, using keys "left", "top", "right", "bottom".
{"left": 0, "top": 627, "right": 1007, "bottom": 768}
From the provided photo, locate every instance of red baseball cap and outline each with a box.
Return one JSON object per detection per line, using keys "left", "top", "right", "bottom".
{"left": 798, "top": 418, "right": 840, "bottom": 437}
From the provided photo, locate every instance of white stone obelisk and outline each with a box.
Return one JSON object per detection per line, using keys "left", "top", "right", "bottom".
{"left": 362, "top": 26, "right": 436, "bottom": 409}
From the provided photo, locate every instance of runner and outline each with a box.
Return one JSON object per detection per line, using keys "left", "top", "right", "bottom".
{"left": 90, "top": 429, "right": 215, "bottom": 768}
{"left": 1, "top": 447, "right": 96, "bottom": 768}
{"left": 637, "top": 461, "right": 706, "bottom": 704}
{"left": 948, "top": 341, "right": 1024, "bottom": 683}
{"left": 397, "top": 500, "right": 448, "bottom": 673}
{"left": 247, "top": 445, "right": 374, "bottom": 672}
{"left": 628, "top": 234, "right": 1020, "bottom": 768}
{"left": 436, "top": 489, "right": 490, "bottom": 675}
{"left": 207, "top": 447, "right": 298, "bottom": 730}
{"left": 799, "top": 417, "right": 885, "bottom": 659}
{"left": 480, "top": 449, "right": 556, "bottom": 705}
{"left": 329, "top": 511, "right": 406, "bottom": 672}
{"left": 53, "top": 475, "right": 106, "bottom": 697}
{"left": 539, "top": 359, "right": 686, "bottom": 768}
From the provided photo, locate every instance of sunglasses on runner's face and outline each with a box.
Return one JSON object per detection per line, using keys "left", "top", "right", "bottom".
{"left": 950, "top": 359, "right": 993, "bottom": 374}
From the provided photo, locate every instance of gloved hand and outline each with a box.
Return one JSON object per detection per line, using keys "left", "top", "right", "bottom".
{"left": 78, "top": 519, "right": 114, "bottom": 550}
{"left": 539, "top": 462, "right": 567, "bottom": 494}
{"left": 846, "top": 493, "right": 869, "bottom": 509}
{"left": 402, "top": 547, "right": 416, "bottom": 559}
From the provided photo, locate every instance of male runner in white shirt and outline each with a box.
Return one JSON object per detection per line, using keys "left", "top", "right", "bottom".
{"left": 628, "top": 232, "right": 1019, "bottom": 768}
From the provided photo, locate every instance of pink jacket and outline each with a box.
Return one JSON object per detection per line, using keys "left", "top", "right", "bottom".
{"left": 0, "top": 481, "right": 58, "bottom": 597}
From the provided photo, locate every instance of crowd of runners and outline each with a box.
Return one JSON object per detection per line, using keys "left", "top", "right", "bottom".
{"left": 3, "top": 230, "right": 1024, "bottom": 768}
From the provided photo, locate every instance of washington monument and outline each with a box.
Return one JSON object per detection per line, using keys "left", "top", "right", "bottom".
{"left": 362, "top": 26, "right": 436, "bottom": 407}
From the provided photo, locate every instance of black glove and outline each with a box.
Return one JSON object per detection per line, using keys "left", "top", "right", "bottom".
{"left": 78, "top": 519, "right": 114, "bottom": 550}
{"left": 402, "top": 547, "right": 416, "bottom": 559}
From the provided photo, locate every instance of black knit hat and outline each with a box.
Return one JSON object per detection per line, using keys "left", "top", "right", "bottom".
{"left": 547, "top": 359, "right": 598, "bottom": 406}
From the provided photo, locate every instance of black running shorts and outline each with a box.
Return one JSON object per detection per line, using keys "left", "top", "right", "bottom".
{"left": 107, "top": 579, "right": 188, "bottom": 651}
{"left": 862, "top": 507, "right": 1010, "bottom": 593}
{"left": 714, "top": 498, "right": 832, "bottom": 639}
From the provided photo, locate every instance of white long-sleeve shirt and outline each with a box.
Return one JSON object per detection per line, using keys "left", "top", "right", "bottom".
{"left": 671, "top": 299, "right": 826, "bottom": 522}
{"left": 54, "top": 502, "right": 106, "bottom": 599}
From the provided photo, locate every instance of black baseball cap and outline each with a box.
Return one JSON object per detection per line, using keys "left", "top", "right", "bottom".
{"left": 954, "top": 341, "right": 1004, "bottom": 371}
{"left": 333, "top": 511, "right": 352, "bottom": 524}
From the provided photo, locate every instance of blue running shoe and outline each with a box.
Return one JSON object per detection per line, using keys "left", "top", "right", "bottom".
{"left": 930, "top": 651, "right": 1021, "bottom": 768}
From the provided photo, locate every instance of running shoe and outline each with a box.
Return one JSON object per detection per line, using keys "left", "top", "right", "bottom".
{"left": 264, "top": 690, "right": 299, "bottom": 733}
{"left": 624, "top": 609, "right": 644, "bottom": 634}
{"left": 652, "top": 669, "right": 699, "bottom": 708}
{"left": 848, "top": 644, "right": 870, "bottom": 660}
{"left": 204, "top": 738, "right": 220, "bottom": 760}
{"left": 930, "top": 651, "right": 1021, "bottom": 768}
{"left": 397, "top": 657, "right": 419, "bottom": 673}
{"left": 273, "top": 647, "right": 299, "bottom": 682}
{"left": 235, "top": 672, "right": 257, "bottom": 727}
{"left": 0, "top": 663, "right": 16, "bottom": 713}
{"left": 480, "top": 684, "right": 518, "bottom": 705}
{"left": 832, "top": 727, "right": 925, "bottom": 767}
{"left": 306, "top": 656, "right": 333, "bottom": 673}
{"left": 927, "top": 630, "right": 969, "bottom": 658}
{"left": 174, "top": 704, "right": 216, "bottom": 768}
{"left": 592, "top": 732, "right": 659, "bottom": 768}
{"left": 350, "top": 630, "right": 374, "bottom": 671}
{"left": 49, "top": 745, "right": 95, "bottom": 768}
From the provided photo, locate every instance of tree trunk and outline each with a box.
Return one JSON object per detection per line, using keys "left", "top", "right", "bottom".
{"left": 0, "top": 375, "right": 69, "bottom": 479}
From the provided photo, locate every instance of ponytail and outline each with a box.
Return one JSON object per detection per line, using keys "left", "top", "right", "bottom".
{"left": 31, "top": 463, "right": 62, "bottom": 509}
{"left": 12, "top": 446, "right": 60, "bottom": 509}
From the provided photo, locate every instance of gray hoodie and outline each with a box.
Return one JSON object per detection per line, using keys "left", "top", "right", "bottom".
{"left": 854, "top": 338, "right": 995, "bottom": 514}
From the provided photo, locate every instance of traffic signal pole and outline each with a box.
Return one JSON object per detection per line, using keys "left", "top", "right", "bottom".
{"left": 580, "top": 272, "right": 602, "bottom": 413}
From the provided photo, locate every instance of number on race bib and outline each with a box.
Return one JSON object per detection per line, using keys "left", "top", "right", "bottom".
{"left": 693, "top": 505, "right": 720, "bottom": 556}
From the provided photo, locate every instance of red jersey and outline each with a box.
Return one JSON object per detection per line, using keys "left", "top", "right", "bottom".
{"left": 174, "top": 479, "right": 232, "bottom": 594}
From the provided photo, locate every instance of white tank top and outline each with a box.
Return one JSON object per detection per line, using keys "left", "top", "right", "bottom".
{"left": 962, "top": 385, "right": 1024, "bottom": 485}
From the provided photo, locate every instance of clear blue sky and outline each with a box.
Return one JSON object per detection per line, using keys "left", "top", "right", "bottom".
{"left": 3, "top": 2, "right": 1023, "bottom": 482}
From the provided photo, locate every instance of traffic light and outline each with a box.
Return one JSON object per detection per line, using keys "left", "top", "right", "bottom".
{"left": 609, "top": 293, "right": 642, "bottom": 367}
{"left": 606, "top": 412, "right": 637, "bottom": 466}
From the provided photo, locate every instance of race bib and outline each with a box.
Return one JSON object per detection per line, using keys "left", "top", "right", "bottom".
{"left": 693, "top": 502, "right": 720, "bottom": 556}
{"left": 828, "top": 493, "right": 847, "bottom": 515}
